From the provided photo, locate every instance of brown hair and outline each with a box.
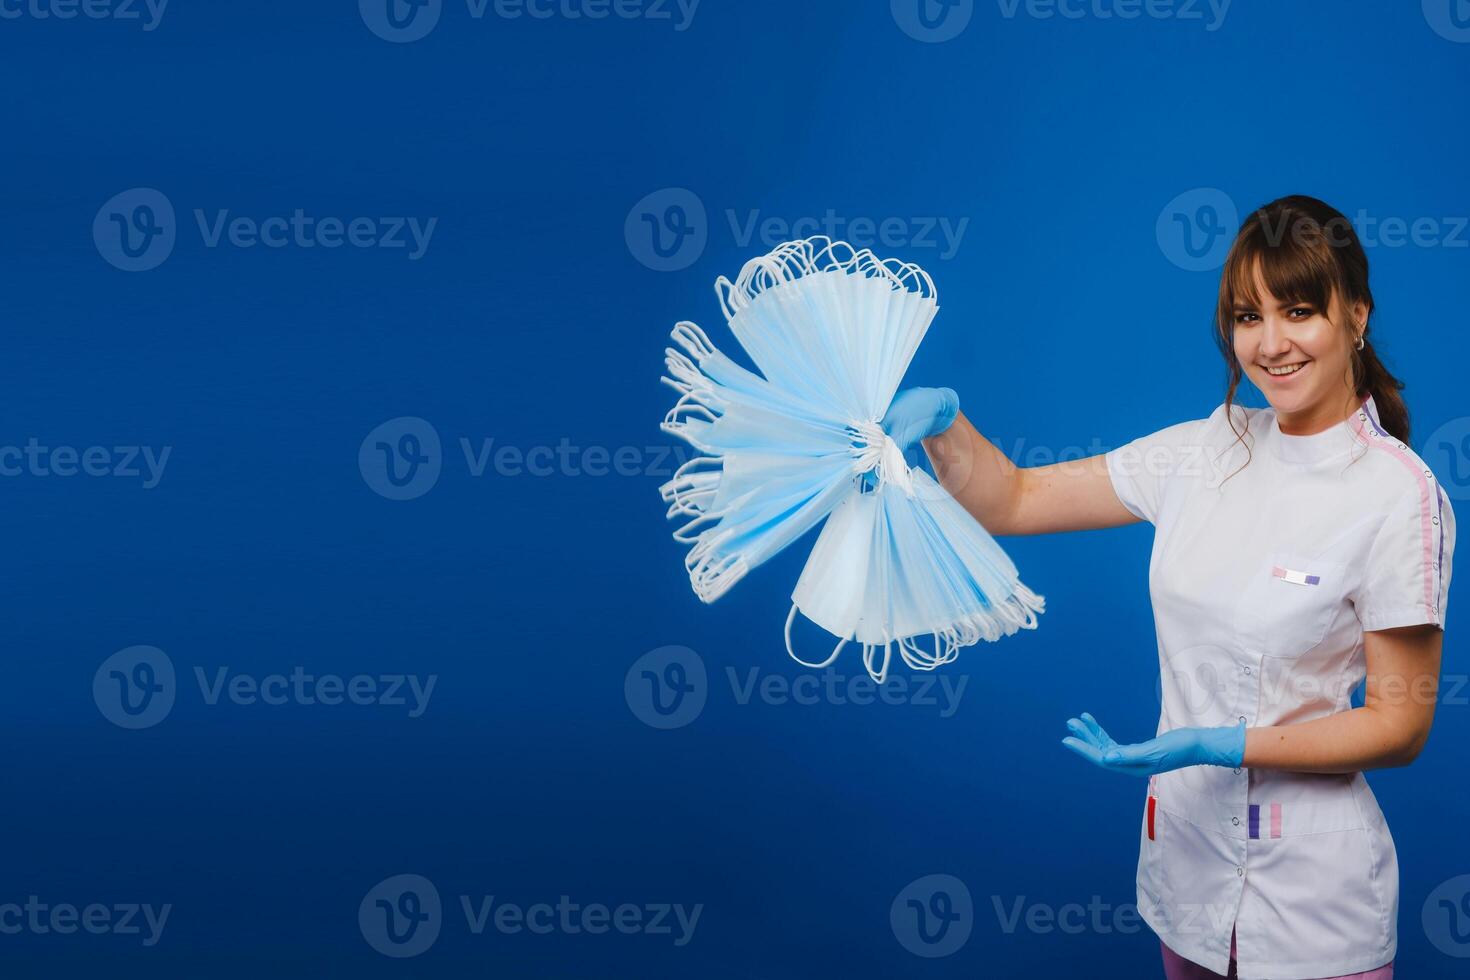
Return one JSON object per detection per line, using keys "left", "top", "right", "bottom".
{"left": 1212, "top": 195, "right": 1410, "bottom": 454}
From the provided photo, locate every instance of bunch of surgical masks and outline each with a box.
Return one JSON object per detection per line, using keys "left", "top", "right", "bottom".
{"left": 659, "top": 237, "right": 1044, "bottom": 682}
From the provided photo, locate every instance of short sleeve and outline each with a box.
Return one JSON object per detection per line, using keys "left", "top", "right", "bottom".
{"left": 1354, "top": 483, "right": 1456, "bottom": 632}
{"left": 1104, "top": 410, "right": 1218, "bottom": 526}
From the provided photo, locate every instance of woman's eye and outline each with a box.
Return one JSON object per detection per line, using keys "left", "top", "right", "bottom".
{"left": 1235, "top": 313, "right": 1259, "bottom": 324}
{"left": 1289, "top": 307, "right": 1314, "bottom": 319}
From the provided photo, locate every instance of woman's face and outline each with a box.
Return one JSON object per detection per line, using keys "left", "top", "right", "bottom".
{"left": 1230, "top": 264, "right": 1366, "bottom": 430}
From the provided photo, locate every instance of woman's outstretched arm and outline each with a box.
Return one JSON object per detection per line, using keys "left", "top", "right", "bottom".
{"left": 922, "top": 409, "right": 1142, "bottom": 535}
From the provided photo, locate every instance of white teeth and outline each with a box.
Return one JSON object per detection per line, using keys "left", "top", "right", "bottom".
{"left": 1265, "top": 362, "right": 1306, "bottom": 376}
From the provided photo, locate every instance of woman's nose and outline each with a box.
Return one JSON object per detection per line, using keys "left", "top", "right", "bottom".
{"left": 1260, "top": 317, "right": 1294, "bottom": 356}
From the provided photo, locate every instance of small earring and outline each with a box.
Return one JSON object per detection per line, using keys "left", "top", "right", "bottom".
{"left": 1355, "top": 334, "right": 1366, "bottom": 351}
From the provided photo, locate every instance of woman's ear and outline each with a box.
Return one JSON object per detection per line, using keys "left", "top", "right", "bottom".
{"left": 1351, "top": 298, "right": 1369, "bottom": 332}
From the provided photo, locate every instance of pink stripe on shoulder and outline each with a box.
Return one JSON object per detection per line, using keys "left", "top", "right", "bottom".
{"left": 1349, "top": 396, "right": 1439, "bottom": 620}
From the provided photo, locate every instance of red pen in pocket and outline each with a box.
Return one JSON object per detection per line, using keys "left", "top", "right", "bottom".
{"left": 1146, "top": 776, "right": 1158, "bottom": 841}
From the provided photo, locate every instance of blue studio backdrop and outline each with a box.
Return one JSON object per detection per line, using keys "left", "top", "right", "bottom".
{"left": 3, "top": 1, "right": 1468, "bottom": 976}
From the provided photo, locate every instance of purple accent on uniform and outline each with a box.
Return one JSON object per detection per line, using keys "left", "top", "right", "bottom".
{"left": 1437, "top": 485, "right": 1446, "bottom": 598}
{"left": 1248, "top": 804, "right": 1260, "bottom": 839}
{"left": 1306, "top": 574, "right": 1320, "bottom": 586}
{"left": 1364, "top": 399, "right": 1389, "bottom": 438}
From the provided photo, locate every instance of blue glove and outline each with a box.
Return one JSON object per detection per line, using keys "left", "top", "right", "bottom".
{"left": 881, "top": 386, "right": 960, "bottom": 454}
{"left": 1061, "top": 712, "right": 1246, "bottom": 777}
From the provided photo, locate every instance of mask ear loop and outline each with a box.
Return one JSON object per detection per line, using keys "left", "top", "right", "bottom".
{"left": 898, "top": 631, "right": 957, "bottom": 672}
{"left": 784, "top": 604, "right": 848, "bottom": 671}
{"left": 862, "top": 641, "right": 893, "bottom": 685}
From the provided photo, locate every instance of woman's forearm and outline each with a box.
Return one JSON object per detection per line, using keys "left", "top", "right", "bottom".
{"left": 920, "top": 410, "right": 1023, "bottom": 534}
{"left": 1243, "top": 703, "right": 1430, "bottom": 773}
{"left": 1244, "top": 628, "right": 1440, "bottom": 773}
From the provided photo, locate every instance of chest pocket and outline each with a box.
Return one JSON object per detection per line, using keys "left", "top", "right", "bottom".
{"left": 1233, "top": 550, "right": 1350, "bottom": 660}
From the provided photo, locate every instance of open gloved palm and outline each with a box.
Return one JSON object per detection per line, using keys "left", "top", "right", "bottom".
{"left": 1061, "top": 711, "right": 1246, "bottom": 777}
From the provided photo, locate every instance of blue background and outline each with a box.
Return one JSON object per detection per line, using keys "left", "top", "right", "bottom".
{"left": 3, "top": 0, "right": 1469, "bottom": 975}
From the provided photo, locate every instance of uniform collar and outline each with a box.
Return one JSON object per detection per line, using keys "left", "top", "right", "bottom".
{"left": 1265, "top": 392, "right": 1376, "bottom": 465}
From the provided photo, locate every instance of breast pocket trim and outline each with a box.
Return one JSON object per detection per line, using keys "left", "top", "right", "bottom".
{"left": 1234, "top": 550, "right": 1351, "bottom": 659}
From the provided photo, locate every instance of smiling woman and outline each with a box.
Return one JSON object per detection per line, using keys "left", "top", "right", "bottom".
{"left": 902, "top": 194, "right": 1454, "bottom": 979}
{"left": 1215, "top": 195, "right": 1409, "bottom": 447}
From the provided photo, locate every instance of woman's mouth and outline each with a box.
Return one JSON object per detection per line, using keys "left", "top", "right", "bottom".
{"left": 1261, "top": 361, "right": 1309, "bottom": 382}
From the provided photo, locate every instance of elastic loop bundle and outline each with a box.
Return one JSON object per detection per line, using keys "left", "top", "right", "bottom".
{"left": 848, "top": 420, "right": 916, "bottom": 497}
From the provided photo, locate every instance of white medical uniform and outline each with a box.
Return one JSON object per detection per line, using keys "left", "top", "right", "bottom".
{"left": 1104, "top": 392, "right": 1456, "bottom": 980}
